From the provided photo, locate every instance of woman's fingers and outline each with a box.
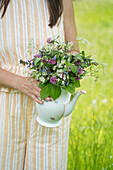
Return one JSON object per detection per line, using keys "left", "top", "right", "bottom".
{"left": 30, "top": 94, "right": 43, "bottom": 104}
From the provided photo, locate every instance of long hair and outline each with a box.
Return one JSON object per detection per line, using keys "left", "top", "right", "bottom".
{"left": 0, "top": 0, "right": 63, "bottom": 28}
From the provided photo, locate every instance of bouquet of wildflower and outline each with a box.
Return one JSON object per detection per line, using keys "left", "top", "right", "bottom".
{"left": 20, "top": 36, "right": 99, "bottom": 100}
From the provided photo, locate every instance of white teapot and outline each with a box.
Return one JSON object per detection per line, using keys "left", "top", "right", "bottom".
{"left": 36, "top": 89, "right": 86, "bottom": 127}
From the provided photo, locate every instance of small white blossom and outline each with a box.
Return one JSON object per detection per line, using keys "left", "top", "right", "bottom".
{"left": 58, "top": 64, "right": 63, "bottom": 68}
{"left": 42, "top": 72, "right": 48, "bottom": 76}
{"left": 67, "top": 75, "right": 69, "bottom": 79}
{"left": 39, "top": 77, "right": 45, "bottom": 82}
{"left": 57, "top": 69, "right": 63, "bottom": 73}
{"left": 61, "top": 60, "right": 65, "bottom": 64}
{"left": 63, "top": 77, "right": 66, "bottom": 80}
{"left": 57, "top": 73, "right": 61, "bottom": 77}
{"left": 53, "top": 66, "right": 57, "bottom": 70}
{"left": 60, "top": 74, "right": 62, "bottom": 78}
{"left": 57, "top": 78, "right": 60, "bottom": 82}
{"left": 62, "top": 81, "right": 65, "bottom": 85}
{"left": 36, "top": 74, "right": 39, "bottom": 80}
{"left": 68, "top": 57, "right": 71, "bottom": 62}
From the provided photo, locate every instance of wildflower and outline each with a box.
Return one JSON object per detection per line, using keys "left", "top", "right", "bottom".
{"left": 39, "top": 77, "right": 45, "bottom": 82}
{"left": 42, "top": 59, "right": 47, "bottom": 64}
{"left": 76, "top": 60, "right": 81, "bottom": 65}
{"left": 54, "top": 55, "right": 56, "bottom": 60}
{"left": 61, "top": 60, "right": 65, "bottom": 64}
{"left": 47, "top": 38, "right": 51, "bottom": 44}
{"left": 57, "top": 78, "right": 60, "bottom": 82}
{"left": 62, "top": 81, "right": 65, "bottom": 85}
{"left": 75, "top": 76, "right": 80, "bottom": 80}
{"left": 39, "top": 68, "right": 41, "bottom": 71}
{"left": 49, "top": 59, "right": 56, "bottom": 65}
{"left": 63, "top": 77, "right": 66, "bottom": 80}
{"left": 78, "top": 68, "right": 83, "bottom": 75}
{"left": 50, "top": 77, "right": 57, "bottom": 84}
{"left": 65, "top": 82, "right": 69, "bottom": 86}
{"left": 34, "top": 54, "right": 41, "bottom": 58}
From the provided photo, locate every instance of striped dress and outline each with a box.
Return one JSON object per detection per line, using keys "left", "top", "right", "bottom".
{"left": 0, "top": 0, "right": 72, "bottom": 169}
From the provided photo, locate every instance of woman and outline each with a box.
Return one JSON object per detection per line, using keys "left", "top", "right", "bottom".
{"left": 0, "top": 0, "right": 79, "bottom": 169}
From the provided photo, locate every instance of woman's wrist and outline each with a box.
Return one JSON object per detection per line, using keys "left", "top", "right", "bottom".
{"left": 0, "top": 67, "right": 25, "bottom": 90}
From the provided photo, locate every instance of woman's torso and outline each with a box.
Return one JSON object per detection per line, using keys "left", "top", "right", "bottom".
{"left": 0, "top": 0, "right": 65, "bottom": 92}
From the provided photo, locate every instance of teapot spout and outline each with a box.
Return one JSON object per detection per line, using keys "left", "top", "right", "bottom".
{"left": 63, "top": 90, "right": 86, "bottom": 117}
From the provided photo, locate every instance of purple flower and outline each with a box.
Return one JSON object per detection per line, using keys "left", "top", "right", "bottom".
{"left": 76, "top": 60, "right": 81, "bottom": 65}
{"left": 75, "top": 76, "right": 80, "bottom": 80}
{"left": 34, "top": 54, "right": 41, "bottom": 58}
{"left": 47, "top": 38, "right": 51, "bottom": 44}
{"left": 78, "top": 68, "right": 83, "bottom": 75}
{"left": 49, "top": 59, "right": 56, "bottom": 65}
{"left": 42, "top": 59, "right": 47, "bottom": 64}
{"left": 50, "top": 77, "right": 57, "bottom": 84}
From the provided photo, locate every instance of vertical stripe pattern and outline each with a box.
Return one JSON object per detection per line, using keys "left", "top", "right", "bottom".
{"left": 0, "top": 0, "right": 72, "bottom": 169}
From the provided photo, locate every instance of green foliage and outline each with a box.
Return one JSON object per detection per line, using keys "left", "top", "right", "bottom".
{"left": 67, "top": 0, "right": 113, "bottom": 169}
{"left": 40, "top": 83, "right": 61, "bottom": 100}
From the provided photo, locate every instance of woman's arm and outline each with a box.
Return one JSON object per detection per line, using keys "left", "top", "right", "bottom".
{"left": 0, "top": 67, "right": 21, "bottom": 89}
{"left": 63, "top": 0, "right": 80, "bottom": 53}
{"left": 0, "top": 67, "right": 51, "bottom": 103}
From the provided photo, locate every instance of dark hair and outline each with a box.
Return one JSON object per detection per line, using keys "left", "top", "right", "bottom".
{"left": 0, "top": 0, "right": 63, "bottom": 28}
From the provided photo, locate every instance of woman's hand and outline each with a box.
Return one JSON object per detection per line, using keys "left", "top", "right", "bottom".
{"left": 16, "top": 76, "right": 51, "bottom": 104}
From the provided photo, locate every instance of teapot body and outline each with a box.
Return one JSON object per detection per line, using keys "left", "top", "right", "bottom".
{"left": 36, "top": 89, "right": 71, "bottom": 127}
{"left": 36, "top": 89, "right": 86, "bottom": 127}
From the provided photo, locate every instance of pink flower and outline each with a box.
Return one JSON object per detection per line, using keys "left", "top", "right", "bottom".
{"left": 50, "top": 77, "right": 57, "bottom": 84}
{"left": 75, "top": 76, "right": 80, "bottom": 80}
{"left": 76, "top": 60, "right": 81, "bottom": 65}
{"left": 49, "top": 59, "right": 56, "bottom": 65}
{"left": 47, "top": 38, "right": 51, "bottom": 44}
{"left": 78, "top": 68, "right": 83, "bottom": 75}
{"left": 34, "top": 54, "right": 41, "bottom": 58}
{"left": 42, "top": 59, "right": 47, "bottom": 64}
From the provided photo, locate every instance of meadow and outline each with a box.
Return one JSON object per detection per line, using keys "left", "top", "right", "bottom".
{"left": 67, "top": 0, "right": 113, "bottom": 169}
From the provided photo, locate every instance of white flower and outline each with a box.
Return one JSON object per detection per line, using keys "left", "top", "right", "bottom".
{"left": 60, "top": 74, "right": 62, "bottom": 78}
{"left": 68, "top": 57, "right": 71, "bottom": 62}
{"left": 61, "top": 60, "right": 65, "bottom": 64}
{"left": 58, "top": 64, "right": 63, "bottom": 68}
{"left": 39, "top": 77, "right": 45, "bottom": 82}
{"left": 57, "top": 78, "right": 60, "bottom": 82}
{"left": 62, "top": 81, "right": 65, "bottom": 85}
{"left": 63, "top": 77, "right": 66, "bottom": 80}
{"left": 57, "top": 73, "right": 61, "bottom": 77}
{"left": 36, "top": 74, "right": 39, "bottom": 80}
{"left": 57, "top": 69, "right": 63, "bottom": 73}
{"left": 42, "top": 72, "right": 48, "bottom": 76}
{"left": 53, "top": 66, "right": 57, "bottom": 70}
{"left": 67, "top": 75, "right": 69, "bottom": 79}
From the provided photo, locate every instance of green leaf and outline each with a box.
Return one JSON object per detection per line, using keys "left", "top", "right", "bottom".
{"left": 71, "top": 65, "right": 78, "bottom": 74}
{"left": 34, "top": 57, "right": 41, "bottom": 66}
{"left": 38, "top": 82, "right": 45, "bottom": 88}
{"left": 86, "top": 55, "right": 92, "bottom": 59}
{"left": 70, "top": 77, "right": 76, "bottom": 80}
{"left": 75, "top": 80, "right": 80, "bottom": 87}
{"left": 65, "top": 83, "right": 75, "bottom": 95}
{"left": 39, "top": 61, "right": 43, "bottom": 68}
{"left": 40, "top": 84, "right": 50, "bottom": 100}
{"left": 49, "top": 84, "right": 61, "bottom": 100}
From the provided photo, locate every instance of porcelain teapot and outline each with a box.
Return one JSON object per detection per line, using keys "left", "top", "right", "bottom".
{"left": 36, "top": 89, "right": 86, "bottom": 127}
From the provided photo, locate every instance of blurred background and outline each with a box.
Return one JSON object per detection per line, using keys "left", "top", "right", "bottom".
{"left": 67, "top": 0, "right": 113, "bottom": 169}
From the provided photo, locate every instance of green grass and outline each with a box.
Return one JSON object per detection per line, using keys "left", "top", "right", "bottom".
{"left": 67, "top": 0, "right": 113, "bottom": 169}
